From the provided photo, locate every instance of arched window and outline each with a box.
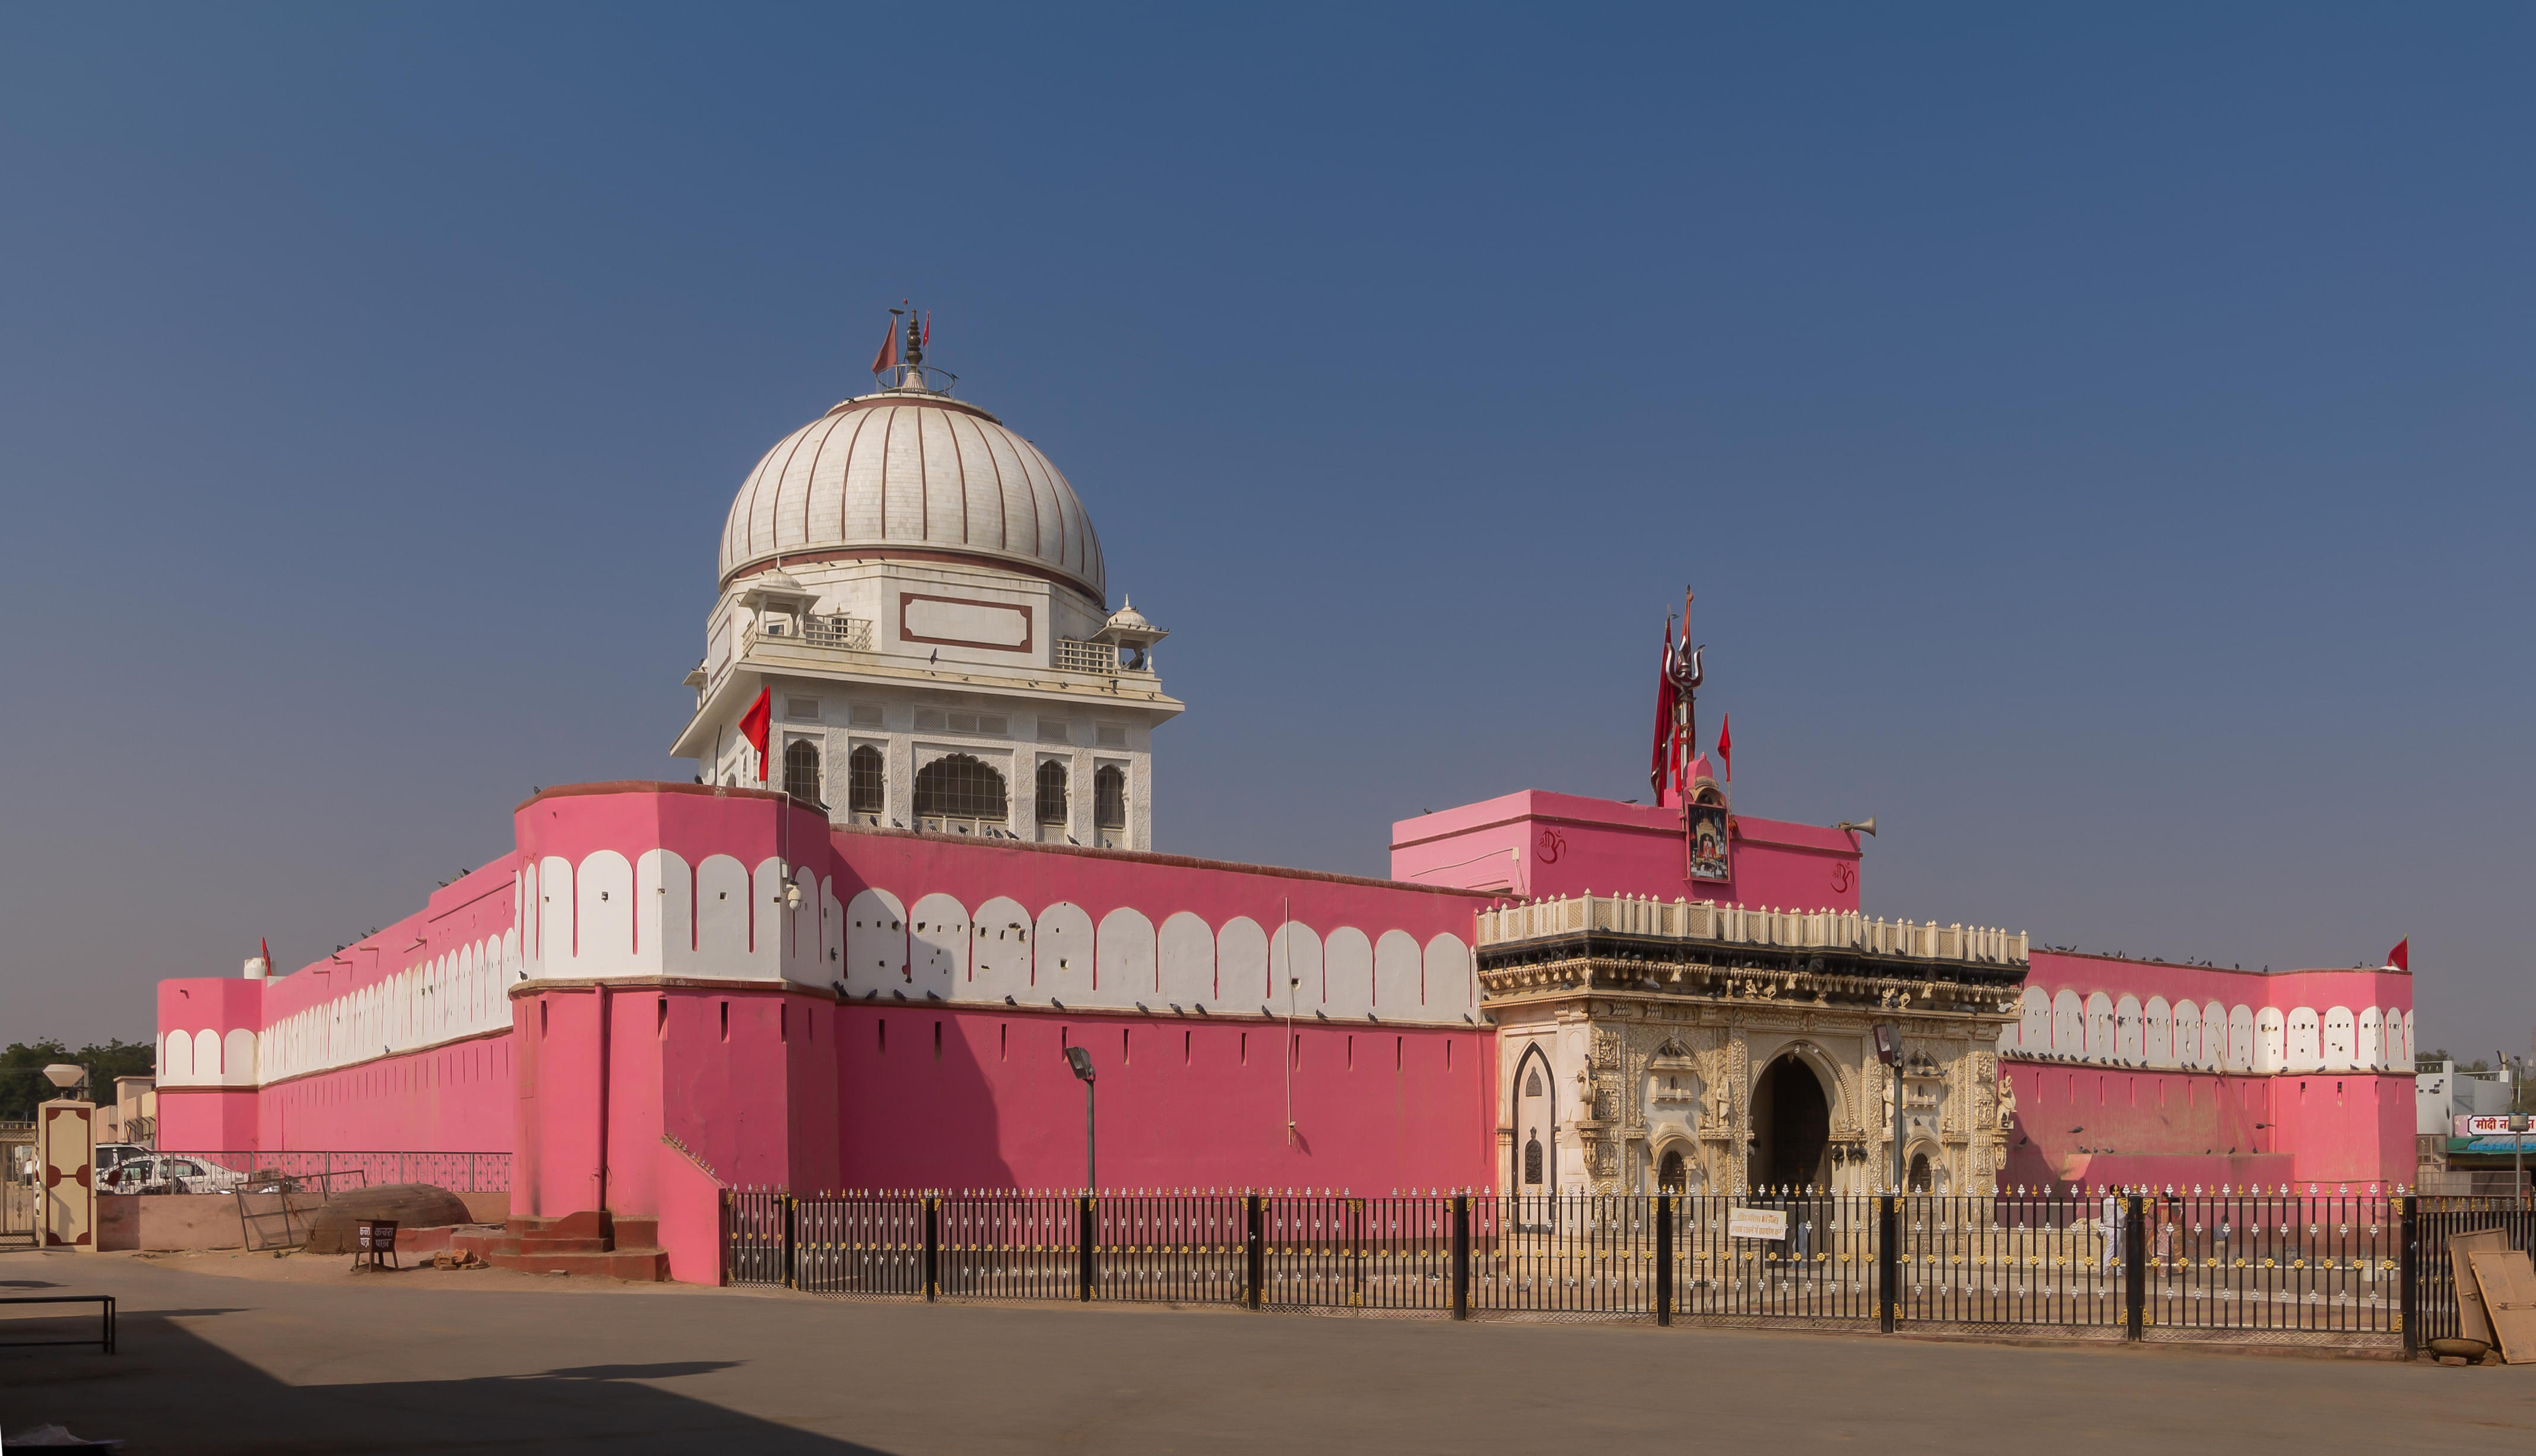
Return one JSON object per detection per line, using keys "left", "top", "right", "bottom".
{"left": 914, "top": 753, "right": 1007, "bottom": 835}
{"left": 1035, "top": 760, "right": 1069, "bottom": 829}
{"left": 1524, "top": 1070, "right": 1542, "bottom": 1098}
{"left": 1523, "top": 1130, "right": 1544, "bottom": 1185}
{"left": 1657, "top": 1150, "right": 1686, "bottom": 1192}
{"left": 1094, "top": 764, "right": 1127, "bottom": 834}
{"left": 782, "top": 740, "right": 823, "bottom": 806}
{"left": 847, "top": 745, "right": 885, "bottom": 820}
{"left": 1907, "top": 1152, "right": 1933, "bottom": 1192}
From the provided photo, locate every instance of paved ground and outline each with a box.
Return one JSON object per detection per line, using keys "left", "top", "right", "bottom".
{"left": 3, "top": 1249, "right": 2532, "bottom": 1454}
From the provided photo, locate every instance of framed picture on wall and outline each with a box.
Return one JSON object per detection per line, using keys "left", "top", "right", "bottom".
{"left": 1685, "top": 804, "right": 1730, "bottom": 882}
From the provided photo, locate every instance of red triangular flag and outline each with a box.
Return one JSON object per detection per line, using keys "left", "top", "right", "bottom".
{"left": 921, "top": 310, "right": 931, "bottom": 348}
{"left": 2385, "top": 937, "right": 2408, "bottom": 971}
{"left": 738, "top": 687, "right": 773, "bottom": 782}
{"left": 1716, "top": 714, "right": 1733, "bottom": 779}
{"left": 870, "top": 318, "right": 899, "bottom": 375}
{"left": 1649, "top": 619, "right": 1677, "bottom": 805}
{"left": 259, "top": 937, "right": 272, "bottom": 972}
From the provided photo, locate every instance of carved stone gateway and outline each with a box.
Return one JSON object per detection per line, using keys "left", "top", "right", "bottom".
{"left": 1476, "top": 896, "right": 2025, "bottom": 1195}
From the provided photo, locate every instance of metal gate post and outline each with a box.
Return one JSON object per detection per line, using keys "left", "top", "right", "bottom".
{"left": 1245, "top": 1193, "right": 1264, "bottom": 1311}
{"left": 1878, "top": 1195, "right": 1898, "bottom": 1333}
{"left": 1078, "top": 1195, "right": 1096, "bottom": 1302}
{"left": 1450, "top": 1194, "right": 1470, "bottom": 1321}
{"left": 2399, "top": 1192, "right": 2418, "bottom": 1360}
{"left": 2124, "top": 1191, "right": 2147, "bottom": 1341}
{"left": 1654, "top": 1194, "right": 1673, "bottom": 1327}
{"left": 782, "top": 1193, "right": 798, "bottom": 1290}
{"left": 923, "top": 1195, "right": 940, "bottom": 1302}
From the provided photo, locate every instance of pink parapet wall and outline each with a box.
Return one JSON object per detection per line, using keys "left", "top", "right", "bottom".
{"left": 1999, "top": 951, "right": 2418, "bottom": 1189}
{"left": 501, "top": 781, "right": 1504, "bottom": 1214}
{"left": 1391, "top": 791, "right": 1862, "bottom": 911}
{"left": 154, "top": 854, "right": 525, "bottom": 1156}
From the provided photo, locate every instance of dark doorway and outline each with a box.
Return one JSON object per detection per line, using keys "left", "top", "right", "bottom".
{"left": 1907, "top": 1152, "right": 1933, "bottom": 1192}
{"left": 1656, "top": 1150, "right": 1687, "bottom": 1191}
{"left": 1747, "top": 1055, "right": 1831, "bottom": 1192}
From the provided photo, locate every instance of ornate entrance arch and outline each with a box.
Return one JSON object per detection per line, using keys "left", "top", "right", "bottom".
{"left": 1748, "top": 1053, "right": 1833, "bottom": 1192}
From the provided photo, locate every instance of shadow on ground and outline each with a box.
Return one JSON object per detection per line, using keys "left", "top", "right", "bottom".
{"left": 1, "top": 1311, "right": 886, "bottom": 1455}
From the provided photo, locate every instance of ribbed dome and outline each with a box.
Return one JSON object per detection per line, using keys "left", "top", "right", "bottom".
{"left": 719, "top": 388, "right": 1105, "bottom": 599}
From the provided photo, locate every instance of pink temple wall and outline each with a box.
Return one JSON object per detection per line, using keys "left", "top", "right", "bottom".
{"left": 154, "top": 777, "right": 2420, "bottom": 1224}
{"left": 258, "top": 1037, "right": 513, "bottom": 1152}
{"left": 500, "top": 784, "right": 1502, "bottom": 1216}
{"left": 1997, "top": 1062, "right": 2411, "bottom": 1191}
{"left": 2000, "top": 951, "right": 2417, "bottom": 1189}
{"left": 833, "top": 1006, "right": 1491, "bottom": 1192}
{"left": 1390, "top": 791, "right": 1862, "bottom": 911}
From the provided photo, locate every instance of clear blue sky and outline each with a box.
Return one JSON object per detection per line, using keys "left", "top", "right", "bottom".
{"left": 4, "top": 5, "right": 2528, "bottom": 1057}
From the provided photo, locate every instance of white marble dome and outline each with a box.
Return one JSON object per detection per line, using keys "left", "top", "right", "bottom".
{"left": 718, "top": 386, "right": 1106, "bottom": 599}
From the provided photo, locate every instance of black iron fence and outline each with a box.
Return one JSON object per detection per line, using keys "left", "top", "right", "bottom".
{"left": 722, "top": 1186, "right": 2527, "bottom": 1352}
{"left": 2411, "top": 1200, "right": 2536, "bottom": 1346}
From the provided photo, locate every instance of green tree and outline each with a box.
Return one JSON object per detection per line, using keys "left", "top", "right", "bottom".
{"left": 0, "top": 1039, "right": 156, "bottom": 1121}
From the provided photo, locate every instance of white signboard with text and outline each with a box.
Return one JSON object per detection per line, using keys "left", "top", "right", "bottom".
{"left": 1727, "top": 1207, "right": 1787, "bottom": 1242}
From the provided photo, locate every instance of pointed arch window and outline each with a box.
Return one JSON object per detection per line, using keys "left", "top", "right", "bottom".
{"left": 1094, "top": 763, "right": 1127, "bottom": 842}
{"left": 915, "top": 753, "right": 1007, "bottom": 835}
{"left": 847, "top": 745, "right": 885, "bottom": 821}
{"left": 782, "top": 740, "right": 823, "bottom": 807}
{"left": 1523, "top": 1130, "right": 1545, "bottom": 1185}
{"left": 1035, "top": 760, "right": 1069, "bottom": 829}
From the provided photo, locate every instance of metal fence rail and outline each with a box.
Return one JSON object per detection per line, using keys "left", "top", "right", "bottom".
{"left": 1474, "top": 1194, "right": 1655, "bottom": 1317}
{"left": 940, "top": 1191, "right": 1082, "bottom": 1302}
{"left": 155, "top": 1150, "right": 511, "bottom": 1194}
{"left": 2139, "top": 1191, "right": 2402, "bottom": 1340}
{"left": 721, "top": 1187, "right": 2521, "bottom": 1354}
{"left": 1898, "top": 1191, "right": 2125, "bottom": 1333}
{"left": 1679, "top": 1194, "right": 1883, "bottom": 1325}
{"left": 2412, "top": 1202, "right": 2536, "bottom": 1345}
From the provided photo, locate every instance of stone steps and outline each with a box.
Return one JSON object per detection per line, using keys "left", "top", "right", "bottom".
{"left": 440, "top": 1211, "right": 668, "bottom": 1281}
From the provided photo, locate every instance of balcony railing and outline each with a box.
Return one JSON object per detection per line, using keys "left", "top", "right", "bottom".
{"left": 744, "top": 614, "right": 874, "bottom": 654}
{"left": 1055, "top": 638, "right": 1153, "bottom": 674}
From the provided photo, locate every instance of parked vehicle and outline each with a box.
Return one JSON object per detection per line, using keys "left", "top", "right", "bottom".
{"left": 99, "top": 1154, "right": 249, "bottom": 1195}
{"left": 94, "top": 1143, "right": 148, "bottom": 1176}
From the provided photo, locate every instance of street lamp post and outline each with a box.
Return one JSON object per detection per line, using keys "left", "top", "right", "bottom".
{"left": 2, "top": 1064, "right": 91, "bottom": 1107}
{"left": 2512, "top": 1111, "right": 2529, "bottom": 1213}
{"left": 1065, "top": 1046, "right": 1096, "bottom": 1192}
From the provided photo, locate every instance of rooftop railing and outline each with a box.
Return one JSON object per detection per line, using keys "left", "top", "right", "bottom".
{"left": 1478, "top": 893, "right": 2028, "bottom": 967}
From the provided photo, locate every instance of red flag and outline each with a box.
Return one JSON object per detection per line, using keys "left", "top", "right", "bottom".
{"left": 921, "top": 310, "right": 931, "bottom": 348}
{"left": 870, "top": 319, "right": 899, "bottom": 375}
{"left": 738, "top": 686, "right": 773, "bottom": 782}
{"left": 1716, "top": 715, "right": 1733, "bottom": 779}
{"left": 259, "top": 937, "right": 272, "bottom": 973}
{"left": 1650, "top": 620, "right": 1677, "bottom": 805}
{"left": 2385, "top": 937, "right": 2408, "bottom": 971}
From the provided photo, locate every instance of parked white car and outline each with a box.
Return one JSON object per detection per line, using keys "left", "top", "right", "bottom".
{"left": 99, "top": 1154, "right": 249, "bottom": 1195}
